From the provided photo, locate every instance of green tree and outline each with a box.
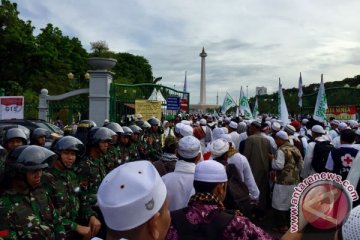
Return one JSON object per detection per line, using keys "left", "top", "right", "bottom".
{"left": 0, "top": 0, "right": 36, "bottom": 95}
{"left": 31, "top": 23, "right": 88, "bottom": 94}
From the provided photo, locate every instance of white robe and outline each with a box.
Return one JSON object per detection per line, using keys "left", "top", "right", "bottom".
{"left": 228, "top": 152, "right": 260, "bottom": 200}
{"left": 162, "top": 160, "right": 196, "bottom": 211}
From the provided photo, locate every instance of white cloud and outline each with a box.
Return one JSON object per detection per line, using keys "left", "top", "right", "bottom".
{"left": 13, "top": 0, "right": 360, "bottom": 104}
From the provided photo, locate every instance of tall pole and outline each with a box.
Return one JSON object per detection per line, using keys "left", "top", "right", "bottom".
{"left": 199, "top": 47, "right": 207, "bottom": 105}
{"left": 246, "top": 85, "right": 248, "bottom": 99}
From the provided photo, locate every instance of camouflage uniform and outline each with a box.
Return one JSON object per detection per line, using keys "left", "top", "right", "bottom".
{"left": 118, "top": 144, "right": 139, "bottom": 163}
{"left": 145, "top": 131, "right": 162, "bottom": 162}
{"left": 76, "top": 155, "right": 107, "bottom": 207}
{"left": 0, "top": 186, "right": 66, "bottom": 239}
{"left": 133, "top": 140, "right": 149, "bottom": 159}
{"left": 44, "top": 168, "right": 96, "bottom": 238}
{"left": 104, "top": 145, "right": 122, "bottom": 172}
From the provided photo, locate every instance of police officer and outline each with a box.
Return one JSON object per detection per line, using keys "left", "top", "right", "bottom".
{"left": 30, "top": 127, "right": 49, "bottom": 147}
{"left": 129, "top": 125, "right": 147, "bottom": 160}
{"left": 0, "top": 145, "right": 66, "bottom": 239}
{"left": 145, "top": 118, "right": 163, "bottom": 162}
{"left": 76, "top": 127, "right": 116, "bottom": 208}
{"left": 45, "top": 136, "right": 101, "bottom": 239}
{"left": 103, "top": 122, "right": 124, "bottom": 172}
{"left": 2, "top": 127, "right": 28, "bottom": 152}
{"left": 117, "top": 126, "right": 135, "bottom": 163}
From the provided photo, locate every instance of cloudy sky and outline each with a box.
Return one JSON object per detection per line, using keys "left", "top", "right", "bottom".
{"left": 13, "top": 0, "right": 360, "bottom": 104}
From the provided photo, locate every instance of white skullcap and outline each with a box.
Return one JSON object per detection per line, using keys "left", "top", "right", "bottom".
{"left": 330, "top": 120, "right": 340, "bottom": 126}
{"left": 311, "top": 125, "right": 325, "bottom": 134}
{"left": 284, "top": 124, "right": 296, "bottom": 135}
{"left": 348, "top": 120, "right": 359, "bottom": 129}
{"left": 175, "top": 123, "right": 184, "bottom": 134}
{"left": 338, "top": 122, "right": 349, "bottom": 131}
{"left": 194, "top": 160, "right": 227, "bottom": 183}
{"left": 224, "top": 117, "right": 231, "bottom": 124}
{"left": 178, "top": 136, "right": 200, "bottom": 158}
{"left": 276, "top": 130, "right": 289, "bottom": 141}
{"left": 219, "top": 134, "right": 234, "bottom": 147}
{"left": 180, "top": 124, "right": 193, "bottom": 137}
{"left": 222, "top": 127, "right": 229, "bottom": 134}
{"left": 265, "top": 121, "right": 271, "bottom": 127}
{"left": 210, "top": 138, "right": 229, "bottom": 158}
{"left": 342, "top": 205, "right": 360, "bottom": 239}
{"left": 181, "top": 120, "right": 191, "bottom": 126}
{"left": 355, "top": 129, "right": 360, "bottom": 136}
{"left": 212, "top": 127, "right": 225, "bottom": 140}
{"left": 200, "top": 119, "right": 207, "bottom": 125}
{"left": 97, "top": 161, "right": 166, "bottom": 231}
{"left": 302, "top": 119, "right": 309, "bottom": 124}
{"left": 272, "top": 122, "right": 281, "bottom": 132}
{"left": 162, "top": 120, "right": 169, "bottom": 129}
{"left": 135, "top": 113, "right": 143, "bottom": 119}
{"left": 229, "top": 121, "right": 238, "bottom": 129}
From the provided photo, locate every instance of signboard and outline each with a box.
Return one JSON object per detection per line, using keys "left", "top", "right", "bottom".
{"left": 0, "top": 96, "right": 24, "bottom": 119}
{"left": 180, "top": 98, "right": 188, "bottom": 111}
{"left": 326, "top": 105, "right": 357, "bottom": 120}
{"left": 167, "top": 96, "right": 180, "bottom": 110}
{"left": 135, "top": 99, "right": 162, "bottom": 120}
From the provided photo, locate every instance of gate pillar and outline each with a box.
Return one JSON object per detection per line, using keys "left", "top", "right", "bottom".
{"left": 38, "top": 89, "right": 49, "bottom": 121}
{"left": 88, "top": 70, "right": 114, "bottom": 126}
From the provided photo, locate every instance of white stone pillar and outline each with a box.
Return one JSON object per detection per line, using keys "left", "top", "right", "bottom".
{"left": 38, "top": 89, "right": 49, "bottom": 121}
{"left": 199, "top": 47, "right": 207, "bottom": 105}
{"left": 88, "top": 70, "right": 114, "bottom": 126}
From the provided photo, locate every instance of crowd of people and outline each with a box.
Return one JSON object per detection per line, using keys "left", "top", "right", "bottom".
{"left": 1, "top": 112, "right": 360, "bottom": 239}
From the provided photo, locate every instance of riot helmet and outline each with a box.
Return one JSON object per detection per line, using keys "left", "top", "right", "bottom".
{"left": 129, "top": 125, "right": 143, "bottom": 135}
{"left": 103, "top": 122, "right": 124, "bottom": 135}
{"left": 30, "top": 128, "right": 50, "bottom": 146}
{"left": 7, "top": 145, "right": 56, "bottom": 172}
{"left": 3, "top": 128, "right": 28, "bottom": 151}
{"left": 89, "top": 127, "right": 116, "bottom": 146}
{"left": 53, "top": 136, "right": 85, "bottom": 157}
{"left": 121, "top": 126, "right": 133, "bottom": 136}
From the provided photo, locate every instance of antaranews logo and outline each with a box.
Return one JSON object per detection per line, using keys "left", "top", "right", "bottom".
{"left": 290, "top": 172, "right": 359, "bottom": 232}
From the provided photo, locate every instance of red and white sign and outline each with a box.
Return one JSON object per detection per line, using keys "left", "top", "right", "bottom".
{"left": 0, "top": 96, "right": 24, "bottom": 119}
{"left": 326, "top": 105, "right": 357, "bottom": 120}
{"left": 180, "top": 98, "right": 188, "bottom": 111}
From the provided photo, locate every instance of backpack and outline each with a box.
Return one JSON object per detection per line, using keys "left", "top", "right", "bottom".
{"left": 311, "top": 140, "right": 334, "bottom": 173}
{"left": 223, "top": 163, "right": 252, "bottom": 218}
{"left": 171, "top": 207, "right": 233, "bottom": 240}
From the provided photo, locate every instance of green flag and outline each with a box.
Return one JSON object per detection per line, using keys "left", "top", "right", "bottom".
{"left": 239, "top": 87, "right": 253, "bottom": 119}
{"left": 313, "top": 74, "right": 328, "bottom": 122}
{"left": 221, "top": 92, "right": 236, "bottom": 114}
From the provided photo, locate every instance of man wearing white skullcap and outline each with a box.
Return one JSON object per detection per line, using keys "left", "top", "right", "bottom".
{"left": 332, "top": 122, "right": 351, "bottom": 148}
{"left": 166, "top": 160, "right": 274, "bottom": 239}
{"left": 329, "top": 120, "right": 340, "bottom": 140}
{"left": 301, "top": 125, "right": 333, "bottom": 179}
{"left": 97, "top": 161, "right": 170, "bottom": 240}
{"left": 162, "top": 136, "right": 201, "bottom": 211}
{"left": 227, "top": 121, "right": 241, "bottom": 151}
{"left": 179, "top": 124, "right": 193, "bottom": 138}
{"left": 210, "top": 137, "right": 259, "bottom": 215}
{"left": 269, "top": 130, "right": 303, "bottom": 233}
{"left": 243, "top": 119, "right": 272, "bottom": 219}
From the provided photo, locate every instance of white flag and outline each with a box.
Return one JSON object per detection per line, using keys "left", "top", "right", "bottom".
{"left": 278, "top": 78, "right": 289, "bottom": 125}
{"left": 298, "top": 72, "right": 303, "bottom": 107}
{"left": 313, "top": 74, "right": 328, "bottom": 122}
{"left": 239, "top": 87, "right": 253, "bottom": 119}
{"left": 221, "top": 92, "right": 236, "bottom": 114}
{"left": 252, "top": 97, "right": 259, "bottom": 118}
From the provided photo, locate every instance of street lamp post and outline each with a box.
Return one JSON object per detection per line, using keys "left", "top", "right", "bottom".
{"left": 246, "top": 85, "right": 249, "bottom": 99}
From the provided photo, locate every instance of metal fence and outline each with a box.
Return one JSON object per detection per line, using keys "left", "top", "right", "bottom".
{"left": 109, "top": 83, "right": 189, "bottom": 124}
